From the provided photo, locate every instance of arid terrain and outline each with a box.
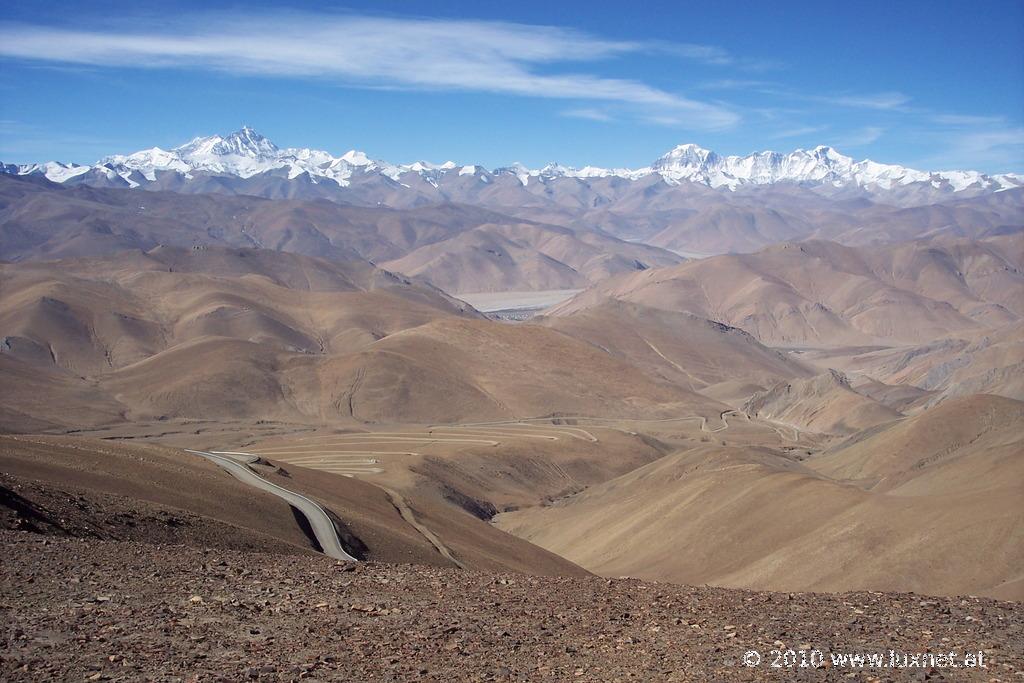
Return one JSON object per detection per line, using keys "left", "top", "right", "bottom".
{"left": 2, "top": 125, "right": 1023, "bottom": 680}
{"left": 4, "top": 531, "right": 1023, "bottom": 682}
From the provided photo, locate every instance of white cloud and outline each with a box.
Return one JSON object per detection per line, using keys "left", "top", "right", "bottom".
{"left": 0, "top": 120, "right": 123, "bottom": 163}
{"left": 697, "top": 79, "right": 778, "bottom": 91}
{"left": 832, "top": 126, "right": 885, "bottom": 148}
{"left": 733, "top": 84, "right": 913, "bottom": 112}
{"left": 0, "top": 13, "right": 739, "bottom": 130}
{"left": 822, "top": 92, "right": 911, "bottom": 111}
{"left": 650, "top": 42, "right": 734, "bottom": 66}
{"left": 931, "top": 113, "right": 1007, "bottom": 126}
{"left": 906, "top": 120, "right": 1024, "bottom": 172}
{"left": 768, "top": 125, "right": 828, "bottom": 139}
{"left": 906, "top": 114, "right": 1023, "bottom": 171}
{"left": 561, "top": 108, "right": 614, "bottom": 122}
{"left": 938, "top": 127, "right": 1024, "bottom": 170}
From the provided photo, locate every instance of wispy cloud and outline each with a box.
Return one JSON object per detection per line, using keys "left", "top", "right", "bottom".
{"left": 832, "top": 126, "right": 885, "bottom": 148}
{"left": 768, "top": 125, "right": 828, "bottom": 139}
{"left": 0, "top": 13, "right": 740, "bottom": 130}
{"left": 720, "top": 82, "right": 913, "bottom": 112}
{"left": 649, "top": 42, "right": 735, "bottom": 66}
{"left": 645, "top": 43, "right": 779, "bottom": 71}
{"left": 0, "top": 120, "right": 122, "bottom": 163}
{"left": 906, "top": 114, "right": 1024, "bottom": 171}
{"left": 932, "top": 113, "right": 1007, "bottom": 126}
{"left": 561, "top": 108, "right": 614, "bottom": 122}
{"left": 928, "top": 127, "right": 1024, "bottom": 171}
{"left": 696, "top": 79, "right": 778, "bottom": 91}
{"left": 820, "top": 92, "right": 911, "bottom": 111}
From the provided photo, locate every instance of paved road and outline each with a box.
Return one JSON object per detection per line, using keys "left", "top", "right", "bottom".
{"left": 185, "top": 449, "right": 357, "bottom": 562}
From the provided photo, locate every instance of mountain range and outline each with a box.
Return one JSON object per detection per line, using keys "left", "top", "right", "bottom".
{"left": 2, "top": 127, "right": 1023, "bottom": 606}
{"left": 5, "top": 127, "right": 1021, "bottom": 206}
{"left": 4, "top": 239, "right": 1021, "bottom": 600}
{"left": 4, "top": 128, "right": 1023, "bottom": 271}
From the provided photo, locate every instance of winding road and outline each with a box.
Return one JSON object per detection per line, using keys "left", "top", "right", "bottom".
{"left": 461, "top": 412, "right": 740, "bottom": 434}
{"left": 185, "top": 449, "right": 357, "bottom": 562}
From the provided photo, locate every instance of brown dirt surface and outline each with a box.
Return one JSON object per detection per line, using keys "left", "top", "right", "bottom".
{"left": 743, "top": 369, "right": 902, "bottom": 435}
{"left": 495, "top": 396, "right": 1024, "bottom": 599}
{"left": 0, "top": 435, "right": 319, "bottom": 554}
{"left": 550, "top": 238, "right": 1023, "bottom": 347}
{"left": 2, "top": 531, "right": 1021, "bottom": 682}
{"left": 0, "top": 436, "right": 586, "bottom": 576}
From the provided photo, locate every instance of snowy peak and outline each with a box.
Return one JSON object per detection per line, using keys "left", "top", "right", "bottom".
{"left": 91, "top": 128, "right": 391, "bottom": 185}
{"left": 339, "top": 150, "right": 374, "bottom": 167}
{"left": 13, "top": 160, "right": 91, "bottom": 183}
{"left": 4, "top": 131, "right": 1021, "bottom": 197}
{"left": 654, "top": 143, "right": 719, "bottom": 169}
{"left": 175, "top": 126, "right": 280, "bottom": 160}
{"left": 652, "top": 144, "right": 859, "bottom": 188}
{"left": 646, "top": 143, "right": 1009, "bottom": 192}
{"left": 223, "top": 126, "right": 279, "bottom": 157}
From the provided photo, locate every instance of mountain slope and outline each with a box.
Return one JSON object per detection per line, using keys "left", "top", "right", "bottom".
{"left": 380, "top": 222, "right": 678, "bottom": 293}
{"left": 495, "top": 395, "right": 1024, "bottom": 598}
{"left": 0, "top": 435, "right": 587, "bottom": 575}
{"left": 0, "top": 174, "right": 683, "bottom": 291}
{"left": 0, "top": 247, "right": 482, "bottom": 426}
{"left": 0, "top": 174, "right": 513, "bottom": 263}
{"left": 0, "top": 248, "right": 717, "bottom": 429}
{"left": 743, "top": 370, "right": 902, "bottom": 435}
{"left": 550, "top": 238, "right": 1023, "bottom": 346}
{"left": 536, "top": 300, "right": 812, "bottom": 392}
{"left": 0, "top": 246, "right": 476, "bottom": 374}
{"left": 810, "top": 393, "right": 1024, "bottom": 489}
{"left": 304, "top": 317, "right": 720, "bottom": 424}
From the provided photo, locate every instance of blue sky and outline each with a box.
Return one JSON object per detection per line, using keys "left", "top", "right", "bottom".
{"left": 1, "top": 0, "right": 1022, "bottom": 172}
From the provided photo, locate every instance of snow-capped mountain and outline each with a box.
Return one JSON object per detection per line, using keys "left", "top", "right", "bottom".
{"left": 4, "top": 127, "right": 1021, "bottom": 197}
{"left": 91, "top": 126, "right": 402, "bottom": 187}
{"left": 648, "top": 143, "right": 1014, "bottom": 193}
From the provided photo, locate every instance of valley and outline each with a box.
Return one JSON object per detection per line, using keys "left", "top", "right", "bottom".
{"left": 2, "top": 124, "right": 1022, "bottom": 680}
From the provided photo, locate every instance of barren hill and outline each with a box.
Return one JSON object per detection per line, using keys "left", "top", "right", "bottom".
{"left": 816, "top": 321, "right": 1024, "bottom": 406}
{"left": 810, "top": 393, "right": 1024, "bottom": 489}
{"left": 0, "top": 435, "right": 585, "bottom": 575}
{"left": 381, "top": 227, "right": 590, "bottom": 293}
{"left": 0, "top": 246, "right": 475, "bottom": 374}
{"left": 495, "top": 394, "right": 1024, "bottom": 598}
{"left": 0, "top": 248, "right": 721, "bottom": 429}
{"left": 551, "top": 237, "right": 1023, "bottom": 346}
{"left": 743, "top": 369, "right": 902, "bottom": 435}
{"left": 536, "top": 300, "right": 813, "bottom": 393}
{"left": 0, "top": 175, "right": 682, "bottom": 292}
{"left": 381, "top": 221, "right": 678, "bottom": 294}
{"left": 306, "top": 317, "right": 718, "bottom": 424}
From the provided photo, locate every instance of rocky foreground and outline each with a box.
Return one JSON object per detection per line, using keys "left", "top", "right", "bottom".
{"left": 1, "top": 531, "right": 1021, "bottom": 682}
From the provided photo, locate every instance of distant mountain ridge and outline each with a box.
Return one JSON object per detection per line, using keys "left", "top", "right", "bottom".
{"left": 5, "top": 127, "right": 1020, "bottom": 198}
{"left": 4, "top": 128, "right": 1022, "bottom": 260}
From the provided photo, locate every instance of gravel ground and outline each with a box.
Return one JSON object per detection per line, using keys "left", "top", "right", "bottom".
{"left": 1, "top": 531, "right": 1021, "bottom": 682}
